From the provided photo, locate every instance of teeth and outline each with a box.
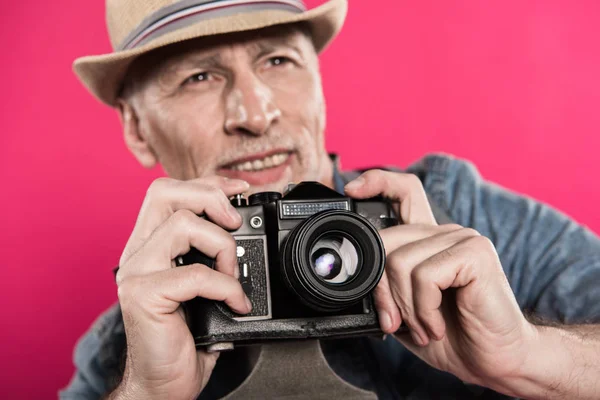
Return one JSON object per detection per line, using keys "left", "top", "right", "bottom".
{"left": 230, "top": 152, "right": 289, "bottom": 172}
{"left": 252, "top": 159, "right": 263, "bottom": 170}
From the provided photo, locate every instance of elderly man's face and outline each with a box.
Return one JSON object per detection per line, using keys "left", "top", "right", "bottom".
{"left": 119, "top": 25, "right": 333, "bottom": 194}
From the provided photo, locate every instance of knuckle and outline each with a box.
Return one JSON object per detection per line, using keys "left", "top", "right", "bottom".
{"left": 458, "top": 227, "right": 481, "bottom": 238}
{"left": 116, "top": 276, "right": 143, "bottom": 305}
{"left": 223, "top": 233, "right": 237, "bottom": 249}
{"left": 439, "top": 245, "right": 457, "bottom": 262}
{"left": 203, "top": 183, "right": 226, "bottom": 198}
{"left": 213, "top": 231, "right": 236, "bottom": 254}
{"left": 188, "top": 266, "right": 207, "bottom": 286}
{"left": 361, "top": 169, "right": 385, "bottom": 185}
{"left": 197, "top": 175, "right": 223, "bottom": 185}
{"left": 386, "top": 251, "right": 412, "bottom": 276}
{"left": 200, "top": 184, "right": 229, "bottom": 207}
{"left": 115, "top": 268, "right": 126, "bottom": 286}
{"left": 442, "top": 223, "right": 463, "bottom": 231}
{"left": 146, "top": 177, "right": 173, "bottom": 199}
{"left": 405, "top": 173, "right": 423, "bottom": 189}
{"left": 427, "top": 246, "right": 456, "bottom": 271}
{"left": 411, "top": 265, "right": 430, "bottom": 285}
{"left": 466, "top": 235, "right": 498, "bottom": 261}
{"left": 468, "top": 234, "right": 495, "bottom": 251}
{"left": 171, "top": 209, "right": 196, "bottom": 227}
{"left": 363, "top": 169, "right": 382, "bottom": 178}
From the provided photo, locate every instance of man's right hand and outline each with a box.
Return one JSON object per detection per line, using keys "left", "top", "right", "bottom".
{"left": 110, "top": 176, "right": 253, "bottom": 400}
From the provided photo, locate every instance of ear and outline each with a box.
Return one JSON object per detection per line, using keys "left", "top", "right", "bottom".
{"left": 116, "top": 99, "right": 158, "bottom": 169}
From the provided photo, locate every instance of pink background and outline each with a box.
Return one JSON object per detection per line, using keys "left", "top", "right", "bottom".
{"left": 2, "top": 0, "right": 600, "bottom": 397}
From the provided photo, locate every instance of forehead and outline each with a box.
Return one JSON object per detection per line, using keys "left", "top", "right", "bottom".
{"left": 125, "top": 24, "right": 312, "bottom": 82}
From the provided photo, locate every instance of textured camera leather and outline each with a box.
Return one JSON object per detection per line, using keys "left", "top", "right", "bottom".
{"left": 187, "top": 296, "right": 396, "bottom": 347}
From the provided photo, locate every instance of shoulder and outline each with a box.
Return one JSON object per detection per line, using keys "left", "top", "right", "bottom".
{"left": 405, "top": 153, "right": 535, "bottom": 229}
{"left": 405, "top": 152, "right": 483, "bottom": 209}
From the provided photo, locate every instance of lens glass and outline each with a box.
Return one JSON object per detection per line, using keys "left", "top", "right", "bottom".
{"left": 309, "top": 234, "right": 360, "bottom": 285}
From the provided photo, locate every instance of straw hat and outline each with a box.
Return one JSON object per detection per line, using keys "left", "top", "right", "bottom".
{"left": 73, "top": 0, "right": 348, "bottom": 106}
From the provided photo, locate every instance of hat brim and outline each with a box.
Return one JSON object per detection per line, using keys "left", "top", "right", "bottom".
{"left": 73, "top": 0, "right": 347, "bottom": 106}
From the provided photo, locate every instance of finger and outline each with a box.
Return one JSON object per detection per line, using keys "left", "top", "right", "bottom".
{"left": 411, "top": 235, "right": 511, "bottom": 341}
{"left": 384, "top": 227, "right": 480, "bottom": 345}
{"left": 374, "top": 224, "right": 461, "bottom": 333}
{"left": 379, "top": 223, "right": 463, "bottom": 255}
{"left": 344, "top": 170, "right": 436, "bottom": 225}
{"left": 372, "top": 223, "right": 461, "bottom": 341}
{"left": 118, "top": 263, "right": 252, "bottom": 315}
{"left": 137, "top": 176, "right": 249, "bottom": 236}
{"left": 119, "top": 209, "right": 238, "bottom": 281}
{"left": 122, "top": 177, "right": 249, "bottom": 265}
{"left": 393, "top": 330, "right": 441, "bottom": 364}
{"left": 197, "top": 350, "right": 220, "bottom": 388}
{"left": 373, "top": 271, "right": 402, "bottom": 333}
{"left": 386, "top": 248, "right": 428, "bottom": 346}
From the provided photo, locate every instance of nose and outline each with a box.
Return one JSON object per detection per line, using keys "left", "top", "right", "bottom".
{"left": 224, "top": 73, "right": 281, "bottom": 136}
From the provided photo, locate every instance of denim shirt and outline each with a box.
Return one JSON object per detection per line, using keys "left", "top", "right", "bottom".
{"left": 60, "top": 154, "right": 600, "bottom": 399}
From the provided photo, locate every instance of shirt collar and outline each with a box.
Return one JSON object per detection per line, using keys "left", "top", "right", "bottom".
{"left": 329, "top": 153, "right": 347, "bottom": 194}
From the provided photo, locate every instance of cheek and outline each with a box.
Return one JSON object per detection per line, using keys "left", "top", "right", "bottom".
{"left": 300, "top": 75, "right": 325, "bottom": 136}
{"left": 275, "top": 70, "right": 324, "bottom": 134}
{"left": 144, "top": 95, "right": 227, "bottom": 177}
{"left": 277, "top": 74, "right": 327, "bottom": 180}
{"left": 294, "top": 75, "right": 326, "bottom": 150}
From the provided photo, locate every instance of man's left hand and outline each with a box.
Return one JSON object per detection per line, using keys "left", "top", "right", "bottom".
{"left": 345, "top": 170, "right": 538, "bottom": 391}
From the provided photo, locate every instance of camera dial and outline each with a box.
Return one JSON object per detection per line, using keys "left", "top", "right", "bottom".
{"left": 249, "top": 191, "right": 282, "bottom": 206}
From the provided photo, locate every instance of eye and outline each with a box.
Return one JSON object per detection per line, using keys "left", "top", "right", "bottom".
{"left": 268, "top": 56, "right": 291, "bottom": 67}
{"left": 183, "top": 72, "right": 210, "bottom": 86}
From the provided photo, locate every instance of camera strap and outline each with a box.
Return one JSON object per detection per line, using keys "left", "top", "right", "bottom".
{"left": 222, "top": 340, "right": 377, "bottom": 400}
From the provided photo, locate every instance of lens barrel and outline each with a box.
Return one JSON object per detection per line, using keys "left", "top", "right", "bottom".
{"left": 281, "top": 209, "right": 386, "bottom": 312}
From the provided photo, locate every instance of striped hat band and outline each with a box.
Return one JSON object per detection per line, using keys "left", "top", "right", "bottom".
{"left": 119, "top": 0, "right": 307, "bottom": 51}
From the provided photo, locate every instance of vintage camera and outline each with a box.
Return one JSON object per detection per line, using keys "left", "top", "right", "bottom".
{"left": 175, "top": 181, "right": 398, "bottom": 351}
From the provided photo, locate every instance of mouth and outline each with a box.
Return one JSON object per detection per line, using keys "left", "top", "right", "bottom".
{"left": 218, "top": 149, "right": 295, "bottom": 186}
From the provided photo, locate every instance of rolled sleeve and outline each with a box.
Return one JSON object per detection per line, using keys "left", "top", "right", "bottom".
{"left": 60, "top": 304, "right": 125, "bottom": 399}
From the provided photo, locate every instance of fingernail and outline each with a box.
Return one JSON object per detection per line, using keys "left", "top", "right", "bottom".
{"left": 427, "top": 326, "right": 442, "bottom": 341}
{"left": 344, "top": 177, "right": 365, "bottom": 191}
{"left": 233, "top": 263, "right": 240, "bottom": 280}
{"left": 236, "top": 180, "right": 250, "bottom": 189}
{"left": 245, "top": 296, "right": 253, "bottom": 312}
{"left": 380, "top": 312, "right": 393, "bottom": 332}
{"left": 411, "top": 331, "right": 424, "bottom": 346}
{"left": 224, "top": 178, "right": 249, "bottom": 188}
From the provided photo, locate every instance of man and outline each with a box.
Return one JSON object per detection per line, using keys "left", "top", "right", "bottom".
{"left": 62, "top": 0, "right": 600, "bottom": 398}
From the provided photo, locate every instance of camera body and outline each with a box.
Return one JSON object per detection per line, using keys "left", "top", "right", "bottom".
{"left": 175, "top": 182, "right": 398, "bottom": 350}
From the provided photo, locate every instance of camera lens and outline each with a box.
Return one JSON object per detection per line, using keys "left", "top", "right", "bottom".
{"left": 281, "top": 209, "right": 386, "bottom": 312}
{"left": 310, "top": 235, "right": 359, "bottom": 284}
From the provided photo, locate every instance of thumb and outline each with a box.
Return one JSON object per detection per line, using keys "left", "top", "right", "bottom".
{"left": 197, "top": 350, "right": 220, "bottom": 387}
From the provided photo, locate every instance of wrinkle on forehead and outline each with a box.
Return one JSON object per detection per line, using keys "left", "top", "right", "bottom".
{"left": 121, "top": 24, "right": 313, "bottom": 99}
{"left": 159, "top": 35, "right": 305, "bottom": 79}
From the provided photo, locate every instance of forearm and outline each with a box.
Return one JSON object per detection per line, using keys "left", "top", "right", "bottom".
{"left": 501, "top": 324, "right": 600, "bottom": 399}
